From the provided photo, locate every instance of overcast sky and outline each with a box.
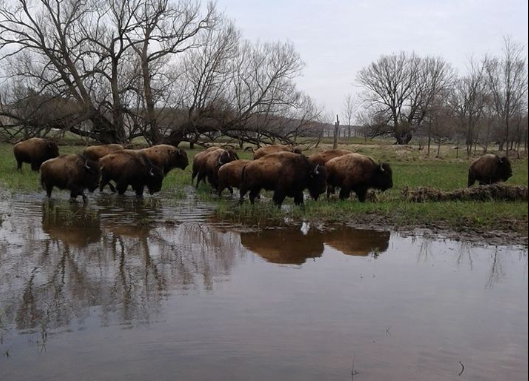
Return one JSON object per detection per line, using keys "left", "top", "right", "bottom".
{"left": 216, "top": 0, "right": 529, "bottom": 118}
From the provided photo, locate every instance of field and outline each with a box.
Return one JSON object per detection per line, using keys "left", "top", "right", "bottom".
{"left": 1, "top": 140, "right": 527, "bottom": 245}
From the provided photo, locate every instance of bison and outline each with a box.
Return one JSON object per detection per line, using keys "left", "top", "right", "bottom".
{"left": 468, "top": 154, "right": 513, "bottom": 187}
{"left": 240, "top": 152, "right": 327, "bottom": 207}
{"left": 40, "top": 154, "right": 101, "bottom": 203}
{"left": 326, "top": 153, "right": 393, "bottom": 201}
{"left": 253, "top": 145, "right": 303, "bottom": 160}
{"left": 82, "top": 144, "right": 124, "bottom": 161}
{"left": 140, "top": 144, "right": 189, "bottom": 175}
{"left": 14, "top": 137, "right": 60, "bottom": 171}
{"left": 217, "top": 160, "right": 252, "bottom": 196}
{"left": 309, "top": 149, "right": 353, "bottom": 167}
{"left": 193, "top": 148, "right": 239, "bottom": 189}
{"left": 99, "top": 151, "right": 165, "bottom": 197}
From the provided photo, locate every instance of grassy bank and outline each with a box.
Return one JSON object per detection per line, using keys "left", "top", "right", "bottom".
{"left": 0, "top": 141, "right": 527, "bottom": 242}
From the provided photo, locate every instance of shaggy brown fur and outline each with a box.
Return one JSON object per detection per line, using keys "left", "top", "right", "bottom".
{"left": 40, "top": 154, "right": 100, "bottom": 202}
{"left": 240, "top": 152, "right": 327, "bottom": 207}
{"left": 193, "top": 148, "right": 239, "bottom": 189}
{"left": 218, "top": 160, "right": 252, "bottom": 196}
{"left": 99, "top": 150, "right": 164, "bottom": 197}
{"left": 140, "top": 144, "right": 189, "bottom": 175}
{"left": 468, "top": 154, "right": 513, "bottom": 187}
{"left": 326, "top": 153, "right": 393, "bottom": 202}
{"left": 308, "top": 149, "right": 353, "bottom": 167}
{"left": 82, "top": 144, "right": 124, "bottom": 161}
{"left": 14, "top": 138, "right": 60, "bottom": 171}
{"left": 253, "top": 145, "right": 303, "bottom": 159}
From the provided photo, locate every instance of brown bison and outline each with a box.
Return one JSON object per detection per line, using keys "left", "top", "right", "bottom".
{"left": 40, "top": 154, "right": 101, "bottom": 203}
{"left": 140, "top": 144, "right": 189, "bottom": 175}
{"left": 309, "top": 149, "right": 353, "bottom": 167}
{"left": 217, "top": 160, "right": 252, "bottom": 196}
{"left": 193, "top": 148, "right": 239, "bottom": 189}
{"left": 326, "top": 153, "right": 393, "bottom": 201}
{"left": 240, "top": 152, "right": 327, "bottom": 207}
{"left": 82, "top": 144, "right": 124, "bottom": 161}
{"left": 468, "top": 154, "right": 513, "bottom": 187}
{"left": 253, "top": 145, "right": 303, "bottom": 159}
{"left": 99, "top": 151, "right": 165, "bottom": 197}
{"left": 14, "top": 137, "right": 60, "bottom": 171}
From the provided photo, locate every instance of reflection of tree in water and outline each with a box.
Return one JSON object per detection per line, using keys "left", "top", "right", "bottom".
{"left": 0, "top": 199, "right": 244, "bottom": 334}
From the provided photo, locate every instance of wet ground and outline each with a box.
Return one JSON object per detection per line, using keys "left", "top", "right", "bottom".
{"left": 0, "top": 191, "right": 527, "bottom": 381}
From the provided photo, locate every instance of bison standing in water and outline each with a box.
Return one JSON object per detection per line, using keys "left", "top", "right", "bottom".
{"left": 253, "top": 145, "right": 303, "bottom": 159}
{"left": 217, "top": 160, "right": 252, "bottom": 196}
{"left": 99, "top": 151, "right": 164, "bottom": 197}
{"left": 326, "top": 153, "right": 393, "bottom": 201}
{"left": 82, "top": 144, "right": 124, "bottom": 161}
{"left": 240, "top": 152, "right": 327, "bottom": 207}
{"left": 140, "top": 144, "right": 189, "bottom": 175}
{"left": 309, "top": 149, "right": 353, "bottom": 167}
{"left": 468, "top": 154, "right": 513, "bottom": 187}
{"left": 192, "top": 148, "right": 239, "bottom": 189}
{"left": 14, "top": 137, "right": 59, "bottom": 171}
{"left": 40, "top": 154, "right": 101, "bottom": 203}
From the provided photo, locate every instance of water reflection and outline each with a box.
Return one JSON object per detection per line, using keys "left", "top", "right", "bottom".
{"left": 0, "top": 194, "right": 527, "bottom": 381}
{"left": 240, "top": 226, "right": 390, "bottom": 264}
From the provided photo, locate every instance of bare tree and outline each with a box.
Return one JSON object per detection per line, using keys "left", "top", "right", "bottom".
{"left": 484, "top": 36, "right": 528, "bottom": 157}
{"left": 357, "top": 52, "right": 454, "bottom": 144}
{"left": 447, "top": 59, "right": 489, "bottom": 157}
{"left": 342, "top": 93, "right": 357, "bottom": 140}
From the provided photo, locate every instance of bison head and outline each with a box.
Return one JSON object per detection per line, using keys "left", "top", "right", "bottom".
{"left": 47, "top": 140, "right": 60, "bottom": 159}
{"left": 372, "top": 163, "right": 393, "bottom": 191}
{"left": 83, "top": 159, "right": 101, "bottom": 193}
{"left": 308, "top": 164, "right": 328, "bottom": 201}
{"left": 497, "top": 156, "right": 513, "bottom": 181}
{"left": 146, "top": 165, "right": 165, "bottom": 195}
{"left": 171, "top": 148, "right": 189, "bottom": 170}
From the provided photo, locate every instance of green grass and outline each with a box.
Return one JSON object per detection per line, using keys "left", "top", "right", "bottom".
{"left": 0, "top": 142, "right": 527, "bottom": 239}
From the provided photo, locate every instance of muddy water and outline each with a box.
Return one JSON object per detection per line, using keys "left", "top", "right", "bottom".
{"left": 0, "top": 193, "right": 527, "bottom": 381}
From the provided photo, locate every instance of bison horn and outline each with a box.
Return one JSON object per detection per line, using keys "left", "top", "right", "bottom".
{"left": 380, "top": 164, "right": 385, "bottom": 172}
{"left": 85, "top": 161, "right": 91, "bottom": 170}
{"left": 314, "top": 164, "right": 320, "bottom": 175}
{"left": 499, "top": 156, "right": 505, "bottom": 164}
{"left": 150, "top": 168, "right": 155, "bottom": 177}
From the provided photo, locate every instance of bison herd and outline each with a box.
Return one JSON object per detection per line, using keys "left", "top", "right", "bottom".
{"left": 12, "top": 138, "right": 514, "bottom": 206}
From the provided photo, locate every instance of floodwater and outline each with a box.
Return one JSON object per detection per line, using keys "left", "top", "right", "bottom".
{"left": 0, "top": 192, "right": 527, "bottom": 381}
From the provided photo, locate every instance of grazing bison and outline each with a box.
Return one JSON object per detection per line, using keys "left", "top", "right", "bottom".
{"left": 14, "top": 137, "right": 59, "bottom": 171}
{"left": 40, "top": 154, "right": 101, "bottom": 203}
{"left": 140, "top": 144, "right": 189, "bottom": 175}
{"left": 193, "top": 148, "right": 239, "bottom": 189}
{"left": 82, "top": 144, "right": 124, "bottom": 161}
{"left": 240, "top": 152, "right": 327, "bottom": 207}
{"left": 253, "top": 145, "right": 303, "bottom": 160}
{"left": 326, "top": 153, "right": 393, "bottom": 201}
{"left": 309, "top": 149, "right": 353, "bottom": 167}
{"left": 99, "top": 151, "right": 164, "bottom": 197}
{"left": 468, "top": 154, "right": 513, "bottom": 187}
{"left": 218, "top": 160, "right": 252, "bottom": 196}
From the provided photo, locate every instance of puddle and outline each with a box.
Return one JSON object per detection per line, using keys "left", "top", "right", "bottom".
{"left": 0, "top": 192, "right": 527, "bottom": 381}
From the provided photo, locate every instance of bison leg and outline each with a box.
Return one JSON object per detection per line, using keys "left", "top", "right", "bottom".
{"left": 339, "top": 188, "right": 351, "bottom": 201}
{"left": 133, "top": 185, "right": 144, "bottom": 198}
{"left": 249, "top": 189, "right": 261, "bottom": 205}
{"left": 31, "top": 161, "right": 40, "bottom": 172}
{"left": 45, "top": 184, "right": 53, "bottom": 198}
{"left": 294, "top": 192, "right": 304, "bottom": 206}
{"left": 16, "top": 159, "right": 23, "bottom": 171}
{"left": 272, "top": 191, "right": 286, "bottom": 207}
{"left": 116, "top": 181, "right": 129, "bottom": 195}
{"left": 467, "top": 174, "right": 476, "bottom": 188}
{"left": 355, "top": 189, "right": 368, "bottom": 203}
{"left": 196, "top": 172, "right": 206, "bottom": 189}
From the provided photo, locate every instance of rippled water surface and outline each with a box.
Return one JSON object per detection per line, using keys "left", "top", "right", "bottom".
{"left": 0, "top": 192, "right": 527, "bottom": 381}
